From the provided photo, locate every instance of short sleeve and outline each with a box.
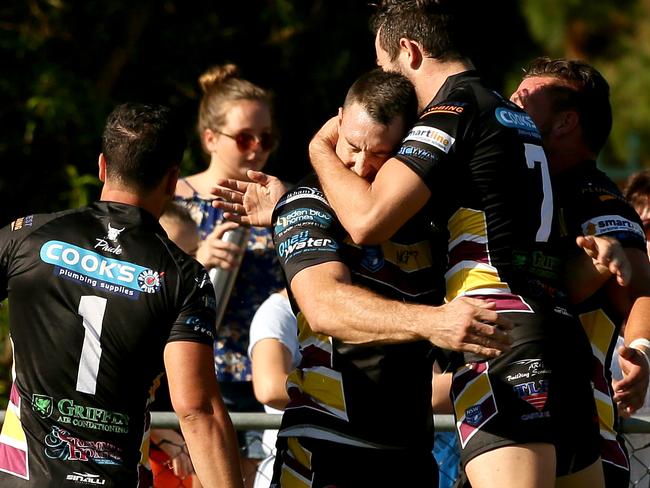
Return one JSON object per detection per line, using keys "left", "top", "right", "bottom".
{"left": 248, "top": 293, "right": 300, "bottom": 368}
{"left": 271, "top": 176, "right": 346, "bottom": 284}
{"left": 168, "top": 265, "right": 217, "bottom": 345}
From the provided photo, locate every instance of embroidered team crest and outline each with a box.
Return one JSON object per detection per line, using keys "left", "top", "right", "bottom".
{"left": 32, "top": 394, "right": 53, "bottom": 418}
{"left": 464, "top": 405, "right": 484, "bottom": 427}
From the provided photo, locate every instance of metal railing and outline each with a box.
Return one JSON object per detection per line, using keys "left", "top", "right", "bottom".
{"left": 1, "top": 410, "right": 648, "bottom": 432}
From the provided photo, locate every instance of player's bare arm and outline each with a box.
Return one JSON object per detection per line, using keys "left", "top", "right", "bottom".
{"left": 165, "top": 341, "right": 244, "bottom": 488}
{"left": 291, "top": 260, "right": 513, "bottom": 357}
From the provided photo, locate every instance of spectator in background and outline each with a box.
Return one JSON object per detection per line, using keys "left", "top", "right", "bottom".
{"left": 247, "top": 288, "right": 300, "bottom": 488}
{"left": 625, "top": 169, "right": 650, "bottom": 257}
{"left": 175, "top": 63, "right": 285, "bottom": 487}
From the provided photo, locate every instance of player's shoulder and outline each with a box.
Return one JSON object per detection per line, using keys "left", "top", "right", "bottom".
{"left": 1, "top": 207, "right": 85, "bottom": 241}
{"left": 562, "top": 161, "right": 625, "bottom": 201}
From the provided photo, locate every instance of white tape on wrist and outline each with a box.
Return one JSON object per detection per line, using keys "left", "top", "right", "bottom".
{"left": 629, "top": 338, "right": 650, "bottom": 370}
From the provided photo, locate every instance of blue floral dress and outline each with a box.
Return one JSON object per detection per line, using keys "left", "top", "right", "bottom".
{"left": 175, "top": 179, "right": 285, "bottom": 383}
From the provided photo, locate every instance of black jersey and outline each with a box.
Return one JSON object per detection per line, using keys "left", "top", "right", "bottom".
{"left": 0, "top": 202, "right": 217, "bottom": 487}
{"left": 271, "top": 173, "right": 445, "bottom": 450}
{"left": 395, "top": 71, "right": 553, "bottom": 341}
{"left": 554, "top": 161, "right": 645, "bottom": 473}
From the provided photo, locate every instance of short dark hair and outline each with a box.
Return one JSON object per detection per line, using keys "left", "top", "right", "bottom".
{"left": 624, "top": 169, "right": 650, "bottom": 209}
{"left": 370, "top": 0, "right": 467, "bottom": 63}
{"left": 523, "top": 57, "right": 612, "bottom": 155}
{"left": 343, "top": 69, "right": 417, "bottom": 128}
{"left": 101, "top": 103, "right": 185, "bottom": 191}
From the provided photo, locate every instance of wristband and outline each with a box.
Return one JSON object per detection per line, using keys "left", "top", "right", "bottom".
{"left": 629, "top": 338, "right": 650, "bottom": 370}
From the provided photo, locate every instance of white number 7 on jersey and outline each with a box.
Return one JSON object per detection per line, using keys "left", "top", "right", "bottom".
{"left": 524, "top": 143, "right": 553, "bottom": 242}
{"left": 76, "top": 295, "right": 106, "bottom": 395}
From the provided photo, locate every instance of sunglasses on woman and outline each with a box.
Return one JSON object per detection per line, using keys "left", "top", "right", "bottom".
{"left": 215, "top": 129, "right": 277, "bottom": 152}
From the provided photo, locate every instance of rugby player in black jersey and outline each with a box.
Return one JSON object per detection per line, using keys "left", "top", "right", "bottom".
{"left": 212, "top": 69, "right": 517, "bottom": 487}
{"left": 307, "top": 1, "right": 605, "bottom": 487}
{"left": 511, "top": 57, "right": 650, "bottom": 488}
{"left": 0, "top": 103, "right": 243, "bottom": 487}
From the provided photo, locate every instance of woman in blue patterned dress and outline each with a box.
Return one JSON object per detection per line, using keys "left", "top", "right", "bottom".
{"left": 174, "top": 64, "right": 285, "bottom": 488}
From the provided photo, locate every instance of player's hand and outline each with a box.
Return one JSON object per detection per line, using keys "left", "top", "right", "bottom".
{"left": 576, "top": 235, "right": 631, "bottom": 286}
{"left": 427, "top": 297, "right": 514, "bottom": 358}
{"left": 195, "top": 221, "right": 245, "bottom": 271}
{"left": 612, "top": 344, "right": 650, "bottom": 416}
{"left": 211, "top": 170, "right": 287, "bottom": 228}
{"left": 309, "top": 116, "right": 339, "bottom": 162}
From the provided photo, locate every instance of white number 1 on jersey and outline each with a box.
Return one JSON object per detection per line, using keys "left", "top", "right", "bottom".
{"left": 76, "top": 295, "right": 106, "bottom": 395}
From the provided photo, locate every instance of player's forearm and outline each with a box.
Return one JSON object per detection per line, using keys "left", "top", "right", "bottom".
{"left": 296, "top": 277, "right": 428, "bottom": 345}
{"left": 309, "top": 137, "right": 383, "bottom": 243}
{"left": 179, "top": 407, "right": 244, "bottom": 488}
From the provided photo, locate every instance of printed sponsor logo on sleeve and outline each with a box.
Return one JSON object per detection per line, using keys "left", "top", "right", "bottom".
{"left": 420, "top": 103, "right": 466, "bottom": 117}
{"left": 274, "top": 207, "right": 333, "bottom": 235}
{"left": 402, "top": 126, "right": 455, "bottom": 153}
{"left": 397, "top": 145, "right": 437, "bottom": 161}
{"left": 581, "top": 215, "right": 644, "bottom": 238}
{"left": 275, "top": 186, "right": 328, "bottom": 210}
{"left": 277, "top": 230, "right": 338, "bottom": 261}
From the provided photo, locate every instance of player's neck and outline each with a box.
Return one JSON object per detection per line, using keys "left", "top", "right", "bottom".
{"left": 414, "top": 58, "right": 474, "bottom": 111}
{"left": 100, "top": 186, "right": 167, "bottom": 219}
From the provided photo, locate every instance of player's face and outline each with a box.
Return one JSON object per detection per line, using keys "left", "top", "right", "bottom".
{"left": 209, "top": 99, "right": 274, "bottom": 179}
{"left": 335, "top": 102, "right": 405, "bottom": 182}
{"left": 374, "top": 30, "right": 403, "bottom": 75}
{"left": 510, "top": 76, "right": 564, "bottom": 141}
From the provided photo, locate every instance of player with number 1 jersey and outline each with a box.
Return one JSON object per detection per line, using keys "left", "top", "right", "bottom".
{"left": 393, "top": 71, "right": 600, "bottom": 474}
{"left": 0, "top": 202, "right": 217, "bottom": 487}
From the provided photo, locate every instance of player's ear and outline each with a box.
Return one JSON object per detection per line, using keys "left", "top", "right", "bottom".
{"left": 98, "top": 153, "right": 107, "bottom": 182}
{"left": 165, "top": 166, "right": 180, "bottom": 196}
{"left": 399, "top": 37, "right": 423, "bottom": 69}
{"left": 337, "top": 107, "right": 344, "bottom": 126}
{"left": 554, "top": 110, "right": 579, "bottom": 136}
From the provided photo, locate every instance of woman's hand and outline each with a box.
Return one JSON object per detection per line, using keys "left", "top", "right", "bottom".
{"left": 195, "top": 221, "right": 246, "bottom": 271}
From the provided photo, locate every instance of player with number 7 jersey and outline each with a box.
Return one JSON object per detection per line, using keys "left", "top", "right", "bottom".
{"left": 0, "top": 203, "right": 218, "bottom": 487}
{"left": 390, "top": 75, "right": 601, "bottom": 476}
